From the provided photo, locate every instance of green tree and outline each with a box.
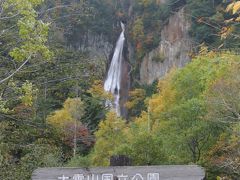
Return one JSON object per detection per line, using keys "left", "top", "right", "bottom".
{"left": 1, "top": 0, "right": 52, "bottom": 82}
{"left": 47, "top": 98, "right": 92, "bottom": 157}
{"left": 115, "top": 130, "right": 166, "bottom": 165}
{"left": 205, "top": 64, "right": 240, "bottom": 178}
{"left": 126, "top": 52, "right": 239, "bottom": 169}
{"left": 91, "top": 112, "right": 126, "bottom": 166}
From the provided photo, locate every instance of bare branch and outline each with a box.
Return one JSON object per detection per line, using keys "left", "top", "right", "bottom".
{"left": 0, "top": 25, "right": 17, "bottom": 37}
{"left": 176, "top": 10, "right": 240, "bottom": 39}
{"left": 42, "top": 5, "right": 72, "bottom": 13}
{"left": 0, "top": 55, "right": 32, "bottom": 84}
{"left": 0, "top": 12, "right": 20, "bottom": 20}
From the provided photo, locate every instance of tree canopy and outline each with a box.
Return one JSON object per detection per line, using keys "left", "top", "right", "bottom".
{"left": 0, "top": 0, "right": 240, "bottom": 179}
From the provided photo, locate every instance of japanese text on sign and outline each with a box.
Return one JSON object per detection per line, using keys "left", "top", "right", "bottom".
{"left": 58, "top": 173, "right": 160, "bottom": 180}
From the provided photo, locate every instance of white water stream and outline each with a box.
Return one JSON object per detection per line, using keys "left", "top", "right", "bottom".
{"left": 104, "top": 22, "right": 125, "bottom": 116}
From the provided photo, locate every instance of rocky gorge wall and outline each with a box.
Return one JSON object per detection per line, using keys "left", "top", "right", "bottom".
{"left": 64, "top": 4, "right": 193, "bottom": 117}
{"left": 140, "top": 7, "right": 192, "bottom": 84}
{"left": 67, "top": 32, "right": 113, "bottom": 62}
{"left": 62, "top": 1, "right": 193, "bottom": 88}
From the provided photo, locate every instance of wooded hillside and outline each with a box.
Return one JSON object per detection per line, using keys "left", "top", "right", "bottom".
{"left": 0, "top": 0, "right": 239, "bottom": 179}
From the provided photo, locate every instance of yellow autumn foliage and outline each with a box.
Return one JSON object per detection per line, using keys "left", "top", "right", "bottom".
{"left": 222, "top": 1, "right": 240, "bottom": 39}
{"left": 149, "top": 68, "right": 177, "bottom": 117}
{"left": 20, "top": 81, "right": 38, "bottom": 107}
{"left": 131, "top": 68, "right": 177, "bottom": 131}
{"left": 233, "top": 1, "right": 240, "bottom": 14}
{"left": 226, "top": 2, "right": 235, "bottom": 12}
{"left": 134, "top": 111, "right": 148, "bottom": 130}
{"left": 125, "top": 88, "right": 146, "bottom": 110}
{"left": 87, "top": 80, "right": 113, "bottom": 100}
{"left": 226, "top": 1, "right": 240, "bottom": 19}
{"left": 47, "top": 108, "right": 73, "bottom": 129}
{"left": 47, "top": 98, "right": 84, "bottom": 130}
{"left": 91, "top": 111, "right": 127, "bottom": 166}
{"left": 226, "top": 1, "right": 240, "bottom": 13}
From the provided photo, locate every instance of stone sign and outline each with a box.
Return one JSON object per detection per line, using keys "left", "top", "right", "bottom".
{"left": 32, "top": 165, "right": 205, "bottom": 180}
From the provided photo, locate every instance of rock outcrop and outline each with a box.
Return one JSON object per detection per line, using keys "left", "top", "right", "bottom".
{"left": 140, "top": 7, "right": 192, "bottom": 84}
{"left": 68, "top": 32, "right": 113, "bottom": 62}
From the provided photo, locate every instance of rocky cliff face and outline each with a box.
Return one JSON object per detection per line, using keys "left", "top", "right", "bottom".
{"left": 120, "top": 53, "right": 131, "bottom": 118}
{"left": 67, "top": 32, "right": 113, "bottom": 62}
{"left": 140, "top": 7, "right": 192, "bottom": 84}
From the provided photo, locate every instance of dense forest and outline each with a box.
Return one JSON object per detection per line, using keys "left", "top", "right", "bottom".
{"left": 0, "top": 0, "right": 240, "bottom": 179}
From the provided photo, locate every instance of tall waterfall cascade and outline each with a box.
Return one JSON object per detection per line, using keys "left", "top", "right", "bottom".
{"left": 104, "top": 22, "right": 125, "bottom": 116}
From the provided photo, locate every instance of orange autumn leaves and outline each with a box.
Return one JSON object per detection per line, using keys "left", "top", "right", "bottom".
{"left": 47, "top": 98, "right": 93, "bottom": 148}
{"left": 226, "top": 1, "right": 240, "bottom": 18}
{"left": 221, "top": 1, "right": 240, "bottom": 39}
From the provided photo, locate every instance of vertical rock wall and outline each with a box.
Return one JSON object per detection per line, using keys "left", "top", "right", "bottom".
{"left": 120, "top": 53, "right": 131, "bottom": 118}
{"left": 140, "top": 7, "right": 192, "bottom": 84}
{"left": 68, "top": 32, "right": 113, "bottom": 62}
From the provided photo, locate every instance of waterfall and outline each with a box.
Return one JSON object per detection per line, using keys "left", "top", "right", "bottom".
{"left": 104, "top": 22, "right": 125, "bottom": 116}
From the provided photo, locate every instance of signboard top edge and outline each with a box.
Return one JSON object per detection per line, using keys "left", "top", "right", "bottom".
{"left": 32, "top": 165, "right": 205, "bottom": 176}
{"left": 32, "top": 165, "right": 205, "bottom": 180}
{"left": 34, "top": 165, "right": 203, "bottom": 170}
